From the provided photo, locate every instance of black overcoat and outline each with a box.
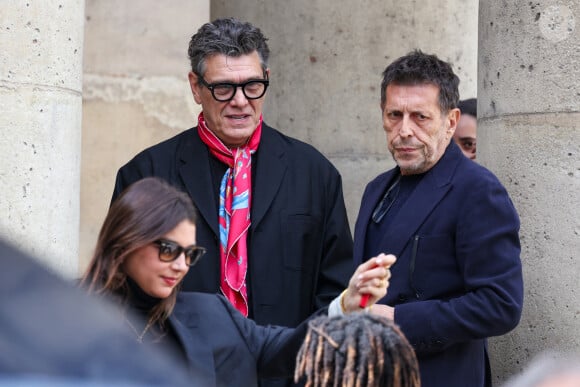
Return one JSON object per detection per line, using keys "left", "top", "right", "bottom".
{"left": 113, "top": 123, "right": 354, "bottom": 327}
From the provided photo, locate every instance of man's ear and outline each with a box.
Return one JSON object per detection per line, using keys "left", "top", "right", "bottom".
{"left": 188, "top": 72, "right": 202, "bottom": 105}
{"left": 446, "top": 107, "right": 460, "bottom": 138}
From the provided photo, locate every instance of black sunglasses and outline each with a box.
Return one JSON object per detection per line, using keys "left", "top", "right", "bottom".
{"left": 153, "top": 239, "right": 206, "bottom": 267}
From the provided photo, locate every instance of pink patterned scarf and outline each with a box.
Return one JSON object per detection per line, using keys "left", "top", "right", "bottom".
{"left": 197, "top": 112, "right": 262, "bottom": 317}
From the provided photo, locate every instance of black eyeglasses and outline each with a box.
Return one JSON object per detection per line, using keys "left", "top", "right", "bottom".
{"left": 153, "top": 239, "right": 206, "bottom": 267}
{"left": 199, "top": 76, "right": 269, "bottom": 102}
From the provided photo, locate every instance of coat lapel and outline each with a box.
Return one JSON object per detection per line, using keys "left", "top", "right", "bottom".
{"left": 382, "top": 170, "right": 451, "bottom": 257}
{"left": 177, "top": 129, "right": 220, "bottom": 237}
{"left": 168, "top": 313, "right": 216, "bottom": 386}
{"left": 251, "top": 124, "right": 287, "bottom": 230}
{"left": 356, "top": 142, "right": 460, "bottom": 260}
{"left": 177, "top": 125, "right": 287, "bottom": 236}
{"left": 354, "top": 169, "right": 398, "bottom": 263}
{"left": 382, "top": 143, "right": 460, "bottom": 256}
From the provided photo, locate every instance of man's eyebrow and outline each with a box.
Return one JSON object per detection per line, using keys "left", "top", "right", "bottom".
{"left": 208, "top": 75, "right": 266, "bottom": 83}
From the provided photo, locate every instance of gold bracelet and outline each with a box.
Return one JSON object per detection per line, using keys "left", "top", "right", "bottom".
{"left": 339, "top": 289, "right": 348, "bottom": 313}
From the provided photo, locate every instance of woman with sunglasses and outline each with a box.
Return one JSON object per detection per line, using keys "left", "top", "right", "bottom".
{"left": 81, "top": 177, "right": 395, "bottom": 387}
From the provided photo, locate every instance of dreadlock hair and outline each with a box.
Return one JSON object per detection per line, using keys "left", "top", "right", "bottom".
{"left": 295, "top": 313, "right": 420, "bottom": 387}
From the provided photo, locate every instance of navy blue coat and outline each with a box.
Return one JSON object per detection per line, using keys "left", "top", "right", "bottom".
{"left": 170, "top": 292, "right": 311, "bottom": 387}
{"left": 353, "top": 142, "right": 523, "bottom": 387}
{"left": 112, "top": 123, "right": 353, "bottom": 329}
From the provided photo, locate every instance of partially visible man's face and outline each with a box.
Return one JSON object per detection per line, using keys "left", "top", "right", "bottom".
{"left": 188, "top": 51, "right": 268, "bottom": 148}
{"left": 382, "top": 83, "right": 458, "bottom": 175}
{"left": 453, "top": 113, "right": 477, "bottom": 160}
{"left": 537, "top": 374, "right": 580, "bottom": 387}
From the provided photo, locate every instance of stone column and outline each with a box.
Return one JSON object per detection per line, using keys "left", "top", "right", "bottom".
{"left": 478, "top": 1, "right": 579, "bottom": 383}
{"left": 80, "top": 1, "right": 209, "bottom": 271}
{"left": 0, "top": 1, "right": 85, "bottom": 277}
{"left": 211, "top": 0, "right": 478, "bottom": 229}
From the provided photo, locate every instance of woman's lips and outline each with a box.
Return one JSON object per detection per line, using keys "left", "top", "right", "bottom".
{"left": 162, "top": 276, "right": 178, "bottom": 286}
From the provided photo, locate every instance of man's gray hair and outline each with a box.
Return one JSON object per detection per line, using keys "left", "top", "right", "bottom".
{"left": 188, "top": 17, "right": 270, "bottom": 80}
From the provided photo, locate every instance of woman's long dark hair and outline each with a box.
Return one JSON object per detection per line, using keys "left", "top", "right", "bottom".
{"left": 81, "top": 177, "right": 198, "bottom": 325}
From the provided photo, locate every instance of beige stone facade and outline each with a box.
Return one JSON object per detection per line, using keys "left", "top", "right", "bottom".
{"left": 1, "top": 0, "right": 84, "bottom": 276}
{"left": 80, "top": 0, "right": 209, "bottom": 269}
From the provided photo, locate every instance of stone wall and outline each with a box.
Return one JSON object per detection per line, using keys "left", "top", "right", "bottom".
{"left": 211, "top": 0, "right": 479, "bottom": 230}
{"left": 80, "top": 0, "right": 209, "bottom": 270}
{"left": 1, "top": 1, "right": 85, "bottom": 277}
{"left": 478, "top": 1, "right": 580, "bottom": 382}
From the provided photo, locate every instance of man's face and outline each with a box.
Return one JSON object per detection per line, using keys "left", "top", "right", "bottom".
{"left": 382, "top": 83, "right": 458, "bottom": 175}
{"left": 453, "top": 113, "right": 477, "bottom": 160}
{"left": 188, "top": 51, "right": 269, "bottom": 148}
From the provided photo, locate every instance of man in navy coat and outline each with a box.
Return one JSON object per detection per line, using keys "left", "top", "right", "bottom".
{"left": 112, "top": 18, "right": 353, "bottom": 387}
{"left": 354, "top": 50, "right": 523, "bottom": 387}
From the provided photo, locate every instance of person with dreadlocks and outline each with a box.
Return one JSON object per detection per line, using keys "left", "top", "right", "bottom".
{"left": 295, "top": 313, "right": 420, "bottom": 387}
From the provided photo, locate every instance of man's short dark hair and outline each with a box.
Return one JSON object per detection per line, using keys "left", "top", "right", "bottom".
{"left": 380, "top": 50, "right": 460, "bottom": 113}
{"left": 188, "top": 17, "right": 270, "bottom": 80}
{"left": 458, "top": 98, "right": 477, "bottom": 118}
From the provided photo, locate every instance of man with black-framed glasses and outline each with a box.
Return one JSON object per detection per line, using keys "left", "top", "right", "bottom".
{"left": 111, "top": 17, "right": 354, "bottom": 387}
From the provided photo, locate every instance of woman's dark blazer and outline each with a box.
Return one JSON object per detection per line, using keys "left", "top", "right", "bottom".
{"left": 169, "top": 292, "right": 312, "bottom": 387}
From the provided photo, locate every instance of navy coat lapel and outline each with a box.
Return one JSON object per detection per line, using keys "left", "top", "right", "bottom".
{"left": 354, "top": 168, "right": 398, "bottom": 262}
{"left": 355, "top": 143, "right": 459, "bottom": 261}
{"left": 168, "top": 314, "right": 216, "bottom": 386}
{"left": 382, "top": 168, "right": 452, "bottom": 257}
{"left": 251, "top": 124, "right": 287, "bottom": 230}
{"left": 177, "top": 129, "right": 219, "bottom": 238}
